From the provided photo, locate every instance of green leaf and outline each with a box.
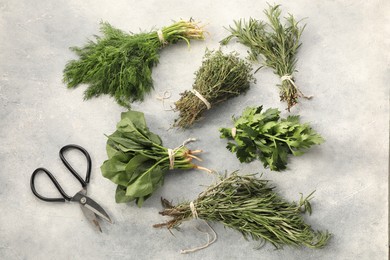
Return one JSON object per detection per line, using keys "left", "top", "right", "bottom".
{"left": 261, "top": 121, "right": 278, "bottom": 133}
{"left": 116, "top": 118, "right": 154, "bottom": 145}
{"left": 107, "top": 135, "right": 147, "bottom": 151}
{"left": 219, "top": 127, "right": 233, "bottom": 139}
{"left": 121, "top": 110, "right": 148, "bottom": 130}
{"left": 106, "top": 141, "right": 118, "bottom": 159}
{"left": 241, "top": 124, "right": 258, "bottom": 138}
{"left": 101, "top": 154, "right": 134, "bottom": 186}
{"left": 262, "top": 108, "right": 280, "bottom": 122}
{"left": 115, "top": 185, "right": 135, "bottom": 203}
{"left": 125, "top": 154, "right": 150, "bottom": 175}
{"left": 126, "top": 165, "right": 165, "bottom": 198}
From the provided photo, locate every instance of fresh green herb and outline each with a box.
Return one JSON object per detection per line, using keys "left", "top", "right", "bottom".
{"left": 219, "top": 106, "right": 324, "bottom": 171}
{"left": 101, "top": 110, "right": 211, "bottom": 207}
{"left": 221, "top": 4, "right": 310, "bottom": 111}
{"left": 154, "top": 172, "right": 330, "bottom": 249}
{"left": 174, "top": 49, "right": 255, "bottom": 128}
{"left": 64, "top": 20, "right": 205, "bottom": 108}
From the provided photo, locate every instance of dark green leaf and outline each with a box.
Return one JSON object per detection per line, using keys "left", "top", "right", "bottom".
{"left": 115, "top": 185, "right": 135, "bottom": 203}
{"left": 101, "top": 154, "right": 133, "bottom": 186}
{"left": 126, "top": 165, "right": 165, "bottom": 198}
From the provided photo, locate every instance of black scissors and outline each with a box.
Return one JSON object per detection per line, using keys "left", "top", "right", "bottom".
{"left": 30, "top": 144, "right": 112, "bottom": 232}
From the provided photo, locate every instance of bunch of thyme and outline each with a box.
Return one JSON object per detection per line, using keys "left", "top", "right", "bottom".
{"left": 154, "top": 173, "right": 330, "bottom": 249}
{"left": 63, "top": 20, "right": 205, "bottom": 108}
{"left": 174, "top": 49, "right": 255, "bottom": 128}
{"left": 221, "top": 5, "right": 310, "bottom": 111}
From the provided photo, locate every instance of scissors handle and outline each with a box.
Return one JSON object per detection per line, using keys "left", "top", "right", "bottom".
{"left": 30, "top": 168, "right": 72, "bottom": 202}
{"left": 59, "top": 144, "right": 91, "bottom": 188}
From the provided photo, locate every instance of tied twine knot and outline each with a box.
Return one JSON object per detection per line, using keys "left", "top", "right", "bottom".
{"left": 280, "top": 74, "right": 294, "bottom": 83}
{"left": 180, "top": 201, "right": 217, "bottom": 254}
{"left": 168, "top": 138, "right": 197, "bottom": 170}
{"left": 157, "top": 30, "right": 167, "bottom": 45}
{"left": 280, "top": 74, "right": 313, "bottom": 100}
{"left": 231, "top": 127, "right": 237, "bottom": 138}
{"left": 191, "top": 89, "right": 211, "bottom": 110}
{"left": 190, "top": 201, "right": 198, "bottom": 219}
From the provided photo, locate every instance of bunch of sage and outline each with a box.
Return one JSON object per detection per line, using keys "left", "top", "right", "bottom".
{"left": 101, "top": 110, "right": 211, "bottom": 206}
{"left": 154, "top": 173, "right": 330, "bottom": 250}
{"left": 219, "top": 106, "right": 324, "bottom": 171}
{"left": 174, "top": 49, "right": 255, "bottom": 128}
{"left": 221, "top": 4, "right": 310, "bottom": 111}
{"left": 64, "top": 20, "right": 205, "bottom": 108}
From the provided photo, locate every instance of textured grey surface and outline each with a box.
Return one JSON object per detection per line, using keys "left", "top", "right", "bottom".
{"left": 0, "top": 0, "right": 388, "bottom": 259}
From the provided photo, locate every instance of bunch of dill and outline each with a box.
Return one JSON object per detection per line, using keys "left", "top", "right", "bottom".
{"left": 63, "top": 20, "right": 205, "bottom": 108}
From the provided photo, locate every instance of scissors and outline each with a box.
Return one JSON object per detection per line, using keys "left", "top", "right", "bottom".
{"left": 30, "top": 144, "right": 112, "bottom": 232}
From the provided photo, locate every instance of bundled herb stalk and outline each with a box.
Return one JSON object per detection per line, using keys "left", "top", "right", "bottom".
{"left": 174, "top": 49, "right": 255, "bottom": 128}
{"left": 64, "top": 20, "right": 205, "bottom": 108}
{"left": 219, "top": 106, "right": 324, "bottom": 171}
{"left": 221, "top": 5, "right": 310, "bottom": 111}
{"left": 101, "top": 110, "right": 211, "bottom": 206}
{"left": 154, "top": 173, "right": 330, "bottom": 249}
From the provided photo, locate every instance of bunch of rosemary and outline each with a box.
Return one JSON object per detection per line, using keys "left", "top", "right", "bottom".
{"left": 154, "top": 173, "right": 330, "bottom": 249}
{"left": 101, "top": 110, "right": 211, "bottom": 207}
{"left": 221, "top": 5, "right": 309, "bottom": 111}
{"left": 219, "top": 106, "right": 324, "bottom": 171}
{"left": 174, "top": 49, "right": 255, "bottom": 128}
{"left": 63, "top": 20, "right": 205, "bottom": 108}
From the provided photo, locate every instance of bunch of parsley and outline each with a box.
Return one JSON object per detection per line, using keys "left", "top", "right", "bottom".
{"left": 219, "top": 106, "right": 324, "bottom": 171}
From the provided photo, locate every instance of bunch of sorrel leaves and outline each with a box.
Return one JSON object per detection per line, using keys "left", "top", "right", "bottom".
{"left": 64, "top": 20, "right": 205, "bottom": 108}
{"left": 221, "top": 4, "right": 310, "bottom": 111}
{"left": 219, "top": 106, "right": 324, "bottom": 171}
{"left": 101, "top": 110, "right": 211, "bottom": 207}
{"left": 154, "top": 173, "right": 330, "bottom": 249}
{"left": 174, "top": 49, "right": 255, "bottom": 128}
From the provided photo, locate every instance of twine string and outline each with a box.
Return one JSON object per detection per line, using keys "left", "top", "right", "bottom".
{"left": 231, "top": 127, "right": 237, "bottom": 138}
{"left": 167, "top": 149, "right": 174, "bottom": 169}
{"left": 180, "top": 201, "right": 218, "bottom": 254}
{"left": 191, "top": 89, "right": 211, "bottom": 110}
{"left": 168, "top": 138, "right": 197, "bottom": 170}
{"left": 189, "top": 201, "right": 198, "bottom": 219}
{"left": 157, "top": 30, "right": 166, "bottom": 44}
{"left": 156, "top": 90, "right": 174, "bottom": 111}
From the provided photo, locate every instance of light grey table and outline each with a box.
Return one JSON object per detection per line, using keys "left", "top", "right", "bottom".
{"left": 0, "top": 1, "right": 388, "bottom": 259}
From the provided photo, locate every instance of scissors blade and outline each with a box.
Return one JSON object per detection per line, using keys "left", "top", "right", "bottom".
{"left": 73, "top": 191, "right": 113, "bottom": 224}
{"left": 80, "top": 204, "right": 102, "bottom": 233}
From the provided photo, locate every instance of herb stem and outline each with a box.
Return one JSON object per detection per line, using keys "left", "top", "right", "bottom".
{"left": 263, "top": 133, "right": 287, "bottom": 143}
